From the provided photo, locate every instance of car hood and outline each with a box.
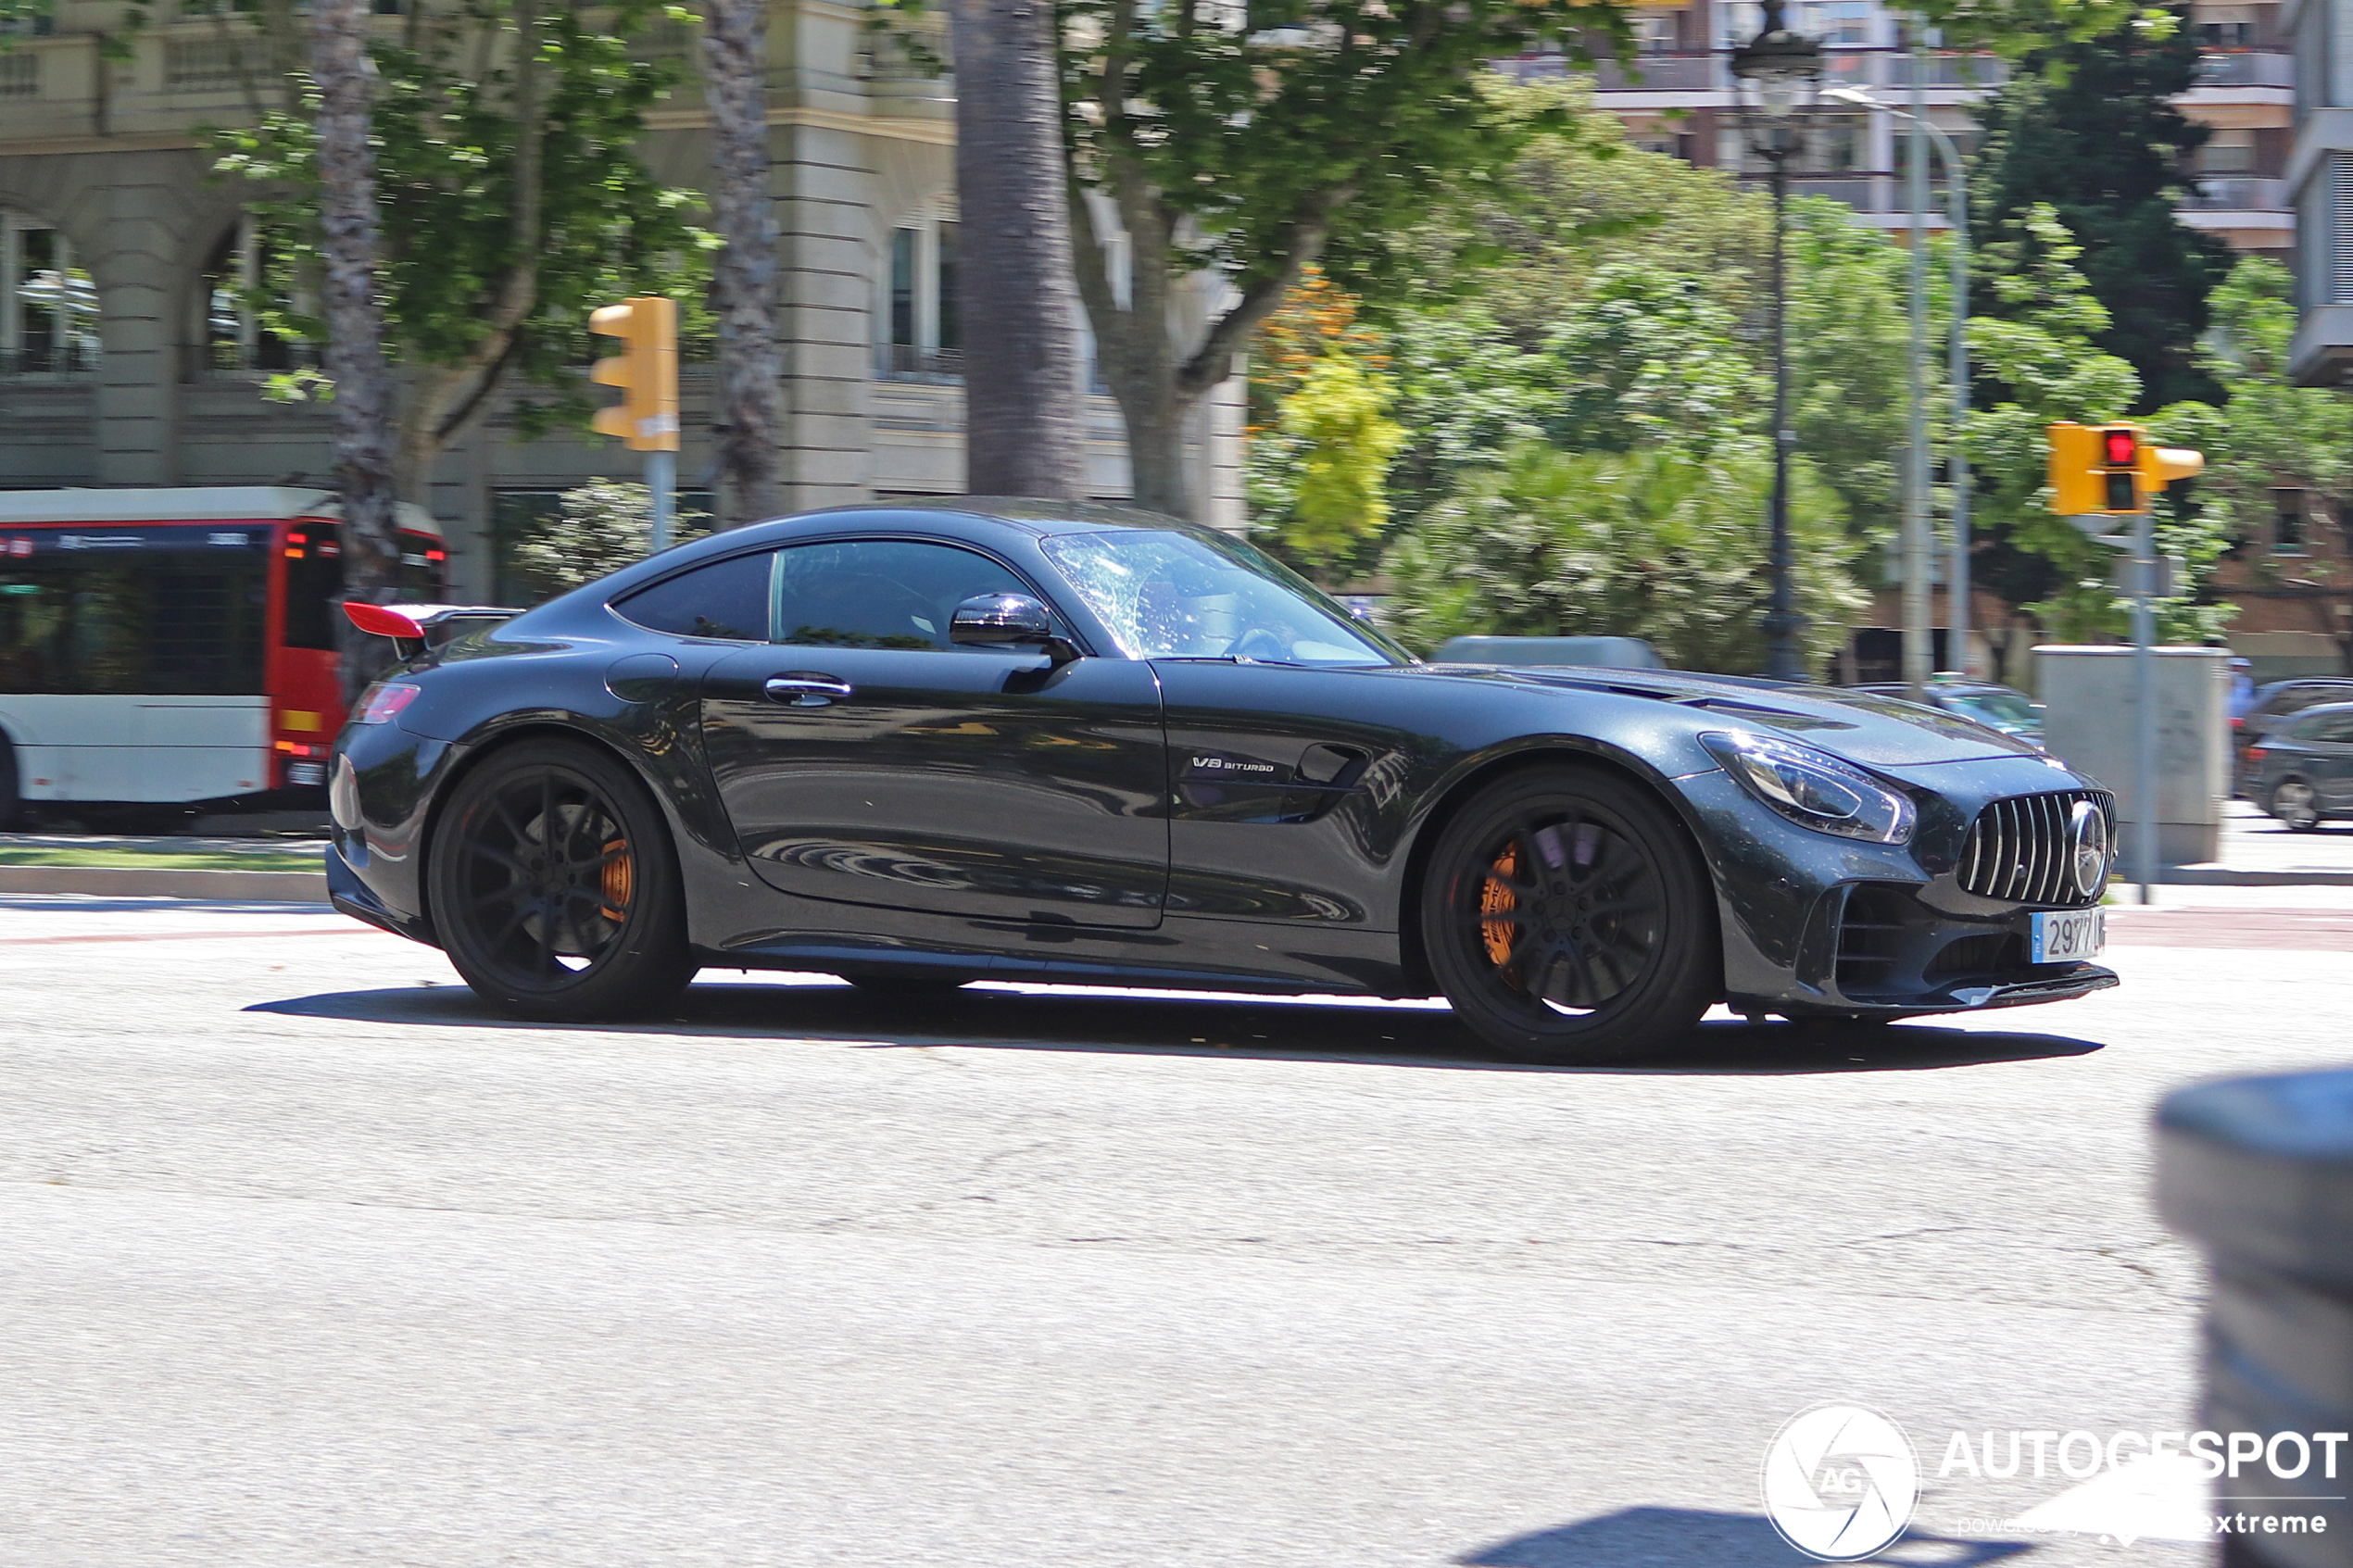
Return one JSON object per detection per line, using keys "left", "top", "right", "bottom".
{"left": 1407, "top": 663, "right": 2042, "bottom": 768}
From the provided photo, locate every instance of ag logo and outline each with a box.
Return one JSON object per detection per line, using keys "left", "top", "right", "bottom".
{"left": 1760, "top": 1404, "right": 1919, "bottom": 1562}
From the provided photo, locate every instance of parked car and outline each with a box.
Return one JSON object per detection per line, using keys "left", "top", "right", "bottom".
{"left": 2246, "top": 701, "right": 2353, "bottom": 831}
{"left": 328, "top": 500, "right": 2120, "bottom": 1065}
{"left": 1431, "top": 635, "right": 1667, "bottom": 671}
{"left": 2236, "top": 678, "right": 2353, "bottom": 796}
{"left": 1851, "top": 681, "right": 2045, "bottom": 747}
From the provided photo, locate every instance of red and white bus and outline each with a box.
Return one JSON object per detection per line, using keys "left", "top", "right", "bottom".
{"left": 0, "top": 487, "right": 447, "bottom": 826}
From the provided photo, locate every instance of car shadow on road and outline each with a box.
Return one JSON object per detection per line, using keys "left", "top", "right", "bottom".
{"left": 247, "top": 979, "right": 2106, "bottom": 1076}
{"left": 1462, "top": 1506, "right": 2037, "bottom": 1566}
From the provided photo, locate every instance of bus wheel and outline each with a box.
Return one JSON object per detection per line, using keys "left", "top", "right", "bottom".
{"left": 0, "top": 734, "right": 19, "bottom": 832}
{"left": 427, "top": 738, "right": 697, "bottom": 1022}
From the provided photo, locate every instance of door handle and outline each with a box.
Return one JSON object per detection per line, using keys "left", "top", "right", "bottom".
{"left": 764, "top": 673, "right": 853, "bottom": 707}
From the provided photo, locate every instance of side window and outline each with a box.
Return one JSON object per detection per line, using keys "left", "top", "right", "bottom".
{"left": 773, "top": 539, "right": 1032, "bottom": 651}
{"left": 613, "top": 552, "right": 774, "bottom": 641}
{"left": 2317, "top": 712, "right": 2353, "bottom": 744}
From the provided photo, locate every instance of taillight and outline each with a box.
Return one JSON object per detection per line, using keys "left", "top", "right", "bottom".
{"left": 2246, "top": 746, "right": 2268, "bottom": 763}
{"left": 355, "top": 682, "right": 422, "bottom": 724}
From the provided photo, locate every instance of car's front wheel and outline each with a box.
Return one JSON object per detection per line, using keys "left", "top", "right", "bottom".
{"left": 428, "top": 738, "right": 697, "bottom": 1021}
{"left": 2271, "top": 778, "right": 2323, "bottom": 833}
{"left": 1421, "top": 764, "right": 1718, "bottom": 1064}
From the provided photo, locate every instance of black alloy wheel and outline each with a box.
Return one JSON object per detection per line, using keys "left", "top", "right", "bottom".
{"left": 428, "top": 739, "right": 696, "bottom": 1021}
{"left": 1422, "top": 765, "right": 1718, "bottom": 1064}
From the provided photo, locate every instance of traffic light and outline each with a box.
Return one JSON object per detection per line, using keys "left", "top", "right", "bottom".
{"left": 2099, "top": 424, "right": 2139, "bottom": 511}
{"left": 589, "top": 295, "right": 679, "bottom": 452}
{"left": 2045, "top": 421, "right": 2204, "bottom": 516}
{"left": 2045, "top": 422, "right": 2106, "bottom": 515}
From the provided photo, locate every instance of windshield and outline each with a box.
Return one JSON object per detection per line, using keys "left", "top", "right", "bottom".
{"left": 1040, "top": 530, "right": 1406, "bottom": 666}
{"left": 1942, "top": 689, "right": 2042, "bottom": 733}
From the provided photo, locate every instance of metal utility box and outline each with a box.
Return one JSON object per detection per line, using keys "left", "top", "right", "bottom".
{"left": 2033, "top": 645, "right": 2231, "bottom": 866}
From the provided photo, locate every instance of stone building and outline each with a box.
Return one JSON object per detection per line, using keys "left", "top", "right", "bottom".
{"left": 0, "top": 3, "right": 1245, "bottom": 602}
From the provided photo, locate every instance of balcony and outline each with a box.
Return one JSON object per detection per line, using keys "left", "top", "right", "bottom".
{"left": 2195, "top": 52, "right": 2293, "bottom": 89}
{"left": 1542, "top": 47, "right": 2007, "bottom": 96}
{"left": 2181, "top": 176, "right": 2290, "bottom": 211}
{"left": 877, "top": 344, "right": 963, "bottom": 384}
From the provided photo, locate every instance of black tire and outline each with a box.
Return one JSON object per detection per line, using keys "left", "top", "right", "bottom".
{"left": 0, "top": 732, "right": 19, "bottom": 832}
{"left": 427, "top": 738, "right": 697, "bottom": 1021}
{"left": 2271, "top": 777, "right": 2322, "bottom": 833}
{"left": 1421, "top": 764, "right": 1718, "bottom": 1064}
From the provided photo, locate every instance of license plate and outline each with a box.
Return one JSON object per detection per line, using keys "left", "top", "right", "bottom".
{"left": 286, "top": 761, "right": 327, "bottom": 787}
{"left": 2031, "top": 907, "right": 2106, "bottom": 963}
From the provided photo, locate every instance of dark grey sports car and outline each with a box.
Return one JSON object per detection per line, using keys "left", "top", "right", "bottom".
{"left": 327, "top": 499, "right": 2120, "bottom": 1063}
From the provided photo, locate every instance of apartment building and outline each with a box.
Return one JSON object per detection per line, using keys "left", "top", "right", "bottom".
{"left": 1516, "top": 0, "right": 2291, "bottom": 261}
{"left": 0, "top": 5, "right": 1244, "bottom": 603}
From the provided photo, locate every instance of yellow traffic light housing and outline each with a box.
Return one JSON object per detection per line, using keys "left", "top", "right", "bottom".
{"left": 2045, "top": 422, "right": 2106, "bottom": 515}
{"left": 2045, "top": 421, "right": 2204, "bottom": 516}
{"left": 589, "top": 295, "right": 679, "bottom": 452}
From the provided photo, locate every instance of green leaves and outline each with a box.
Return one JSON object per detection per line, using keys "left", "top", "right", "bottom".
{"left": 209, "top": 0, "right": 708, "bottom": 418}
{"left": 1380, "top": 444, "right": 1865, "bottom": 673}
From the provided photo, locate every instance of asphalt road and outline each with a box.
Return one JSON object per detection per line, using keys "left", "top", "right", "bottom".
{"left": 4, "top": 891, "right": 2347, "bottom": 1568}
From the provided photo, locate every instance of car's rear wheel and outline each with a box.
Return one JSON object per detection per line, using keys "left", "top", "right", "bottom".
{"left": 1421, "top": 765, "right": 1718, "bottom": 1064}
{"left": 428, "top": 738, "right": 697, "bottom": 1021}
{"left": 2271, "top": 778, "right": 2322, "bottom": 832}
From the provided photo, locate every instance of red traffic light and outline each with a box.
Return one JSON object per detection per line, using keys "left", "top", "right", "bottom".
{"left": 2102, "top": 427, "right": 2138, "bottom": 467}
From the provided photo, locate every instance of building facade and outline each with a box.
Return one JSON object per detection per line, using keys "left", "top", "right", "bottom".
{"left": 0, "top": 2, "right": 1245, "bottom": 603}
{"left": 1518, "top": 0, "right": 2293, "bottom": 262}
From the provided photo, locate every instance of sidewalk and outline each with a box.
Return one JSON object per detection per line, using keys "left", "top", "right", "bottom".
{"left": 2156, "top": 798, "right": 2353, "bottom": 887}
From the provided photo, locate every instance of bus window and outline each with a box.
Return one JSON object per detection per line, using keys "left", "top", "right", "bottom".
{"left": 282, "top": 528, "right": 448, "bottom": 651}
{"left": 0, "top": 528, "right": 267, "bottom": 695}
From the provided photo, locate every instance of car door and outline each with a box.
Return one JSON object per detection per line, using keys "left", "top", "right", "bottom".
{"left": 2313, "top": 711, "right": 2353, "bottom": 810}
{"left": 698, "top": 536, "right": 1169, "bottom": 929}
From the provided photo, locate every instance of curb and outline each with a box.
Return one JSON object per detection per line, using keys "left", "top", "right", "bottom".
{"left": 2159, "top": 868, "right": 2353, "bottom": 887}
{"left": 0, "top": 865, "right": 332, "bottom": 901}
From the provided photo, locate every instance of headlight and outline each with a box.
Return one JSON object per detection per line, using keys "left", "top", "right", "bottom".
{"left": 1699, "top": 731, "right": 1917, "bottom": 845}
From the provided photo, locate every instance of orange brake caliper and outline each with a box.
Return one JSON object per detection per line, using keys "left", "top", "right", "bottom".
{"left": 1480, "top": 843, "right": 1518, "bottom": 968}
{"left": 600, "top": 838, "right": 634, "bottom": 922}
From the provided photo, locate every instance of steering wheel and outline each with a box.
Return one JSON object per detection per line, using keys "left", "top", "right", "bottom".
{"left": 1231, "top": 626, "right": 1290, "bottom": 663}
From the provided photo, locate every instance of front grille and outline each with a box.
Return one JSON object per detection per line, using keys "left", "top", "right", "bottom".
{"left": 1957, "top": 789, "right": 2113, "bottom": 908}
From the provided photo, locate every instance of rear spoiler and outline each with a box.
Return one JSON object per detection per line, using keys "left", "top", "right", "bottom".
{"left": 345, "top": 600, "right": 522, "bottom": 659}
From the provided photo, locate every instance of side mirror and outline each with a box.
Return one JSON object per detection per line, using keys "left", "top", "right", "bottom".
{"left": 950, "top": 593, "right": 1080, "bottom": 667}
{"left": 951, "top": 593, "right": 1053, "bottom": 646}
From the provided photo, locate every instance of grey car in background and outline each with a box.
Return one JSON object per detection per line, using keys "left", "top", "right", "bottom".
{"left": 2246, "top": 701, "right": 2353, "bottom": 831}
{"left": 1852, "top": 681, "right": 2045, "bottom": 748}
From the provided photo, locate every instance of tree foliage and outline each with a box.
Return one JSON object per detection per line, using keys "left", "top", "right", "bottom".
{"left": 1380, "top": 444, "right": 1865, "bottom": 673}
{"left": 1970, "top": 10, "right": 2233, "bottom": 410}
{"left": 1962, "top": 205, "right": 2230, "bottom": 642}
{"left": 509, "top": 478, "right": 711, "bottom": 599}
{"left": 211, "top": 0, "right": 710, "bottom": 500}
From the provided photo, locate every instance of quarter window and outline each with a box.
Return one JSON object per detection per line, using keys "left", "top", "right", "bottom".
{"left": 773, "top": 539, "right": 1032, "bottom": 651}
{"left": 613, "top": 551, "right": 776, "bottom": 641}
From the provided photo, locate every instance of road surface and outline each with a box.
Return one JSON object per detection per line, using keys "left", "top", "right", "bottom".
{"left": 4, "top": 890, "right": 2347, "bottom": 1567}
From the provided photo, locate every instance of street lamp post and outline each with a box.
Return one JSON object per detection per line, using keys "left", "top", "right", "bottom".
{"left": 1730, "top": 0, "right": 1824, "bottom": 684}
{"left": 1823, "top": 83, "right": 1972, "bottom": 682}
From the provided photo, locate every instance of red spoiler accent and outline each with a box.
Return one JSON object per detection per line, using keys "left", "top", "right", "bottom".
{"left": 344, "top": 601, "right": 426, "bottom": 640}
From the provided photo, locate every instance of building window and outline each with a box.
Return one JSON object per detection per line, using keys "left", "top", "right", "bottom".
{"left": 2199, "top": 19, "right": 2253, "bottom": 47}
{"left": 197, "top": 213, "right": 317, "bottom": 374}
{"left": 879, "top": 216, "right": 962, "bottom": 381}
{"left": 2273, "top": 489, "right": 2309, "bottom": 555}
{"left": 0, "top": 210, "right": 98, "bottom": 376}
{"left": 2200, "top": 129, "right": 2258, "bottom": 175}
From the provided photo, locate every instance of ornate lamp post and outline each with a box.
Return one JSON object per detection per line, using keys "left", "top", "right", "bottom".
{"left": 1730, "top": 0, "right": 1824, "bottom": 684}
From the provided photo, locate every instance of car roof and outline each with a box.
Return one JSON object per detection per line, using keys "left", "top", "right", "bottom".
{"left": 2284, "top": 699, "right": 2353, "bottom": 721}
{"left": 742, "top": 497, "right": 1216, "bottom": 542}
